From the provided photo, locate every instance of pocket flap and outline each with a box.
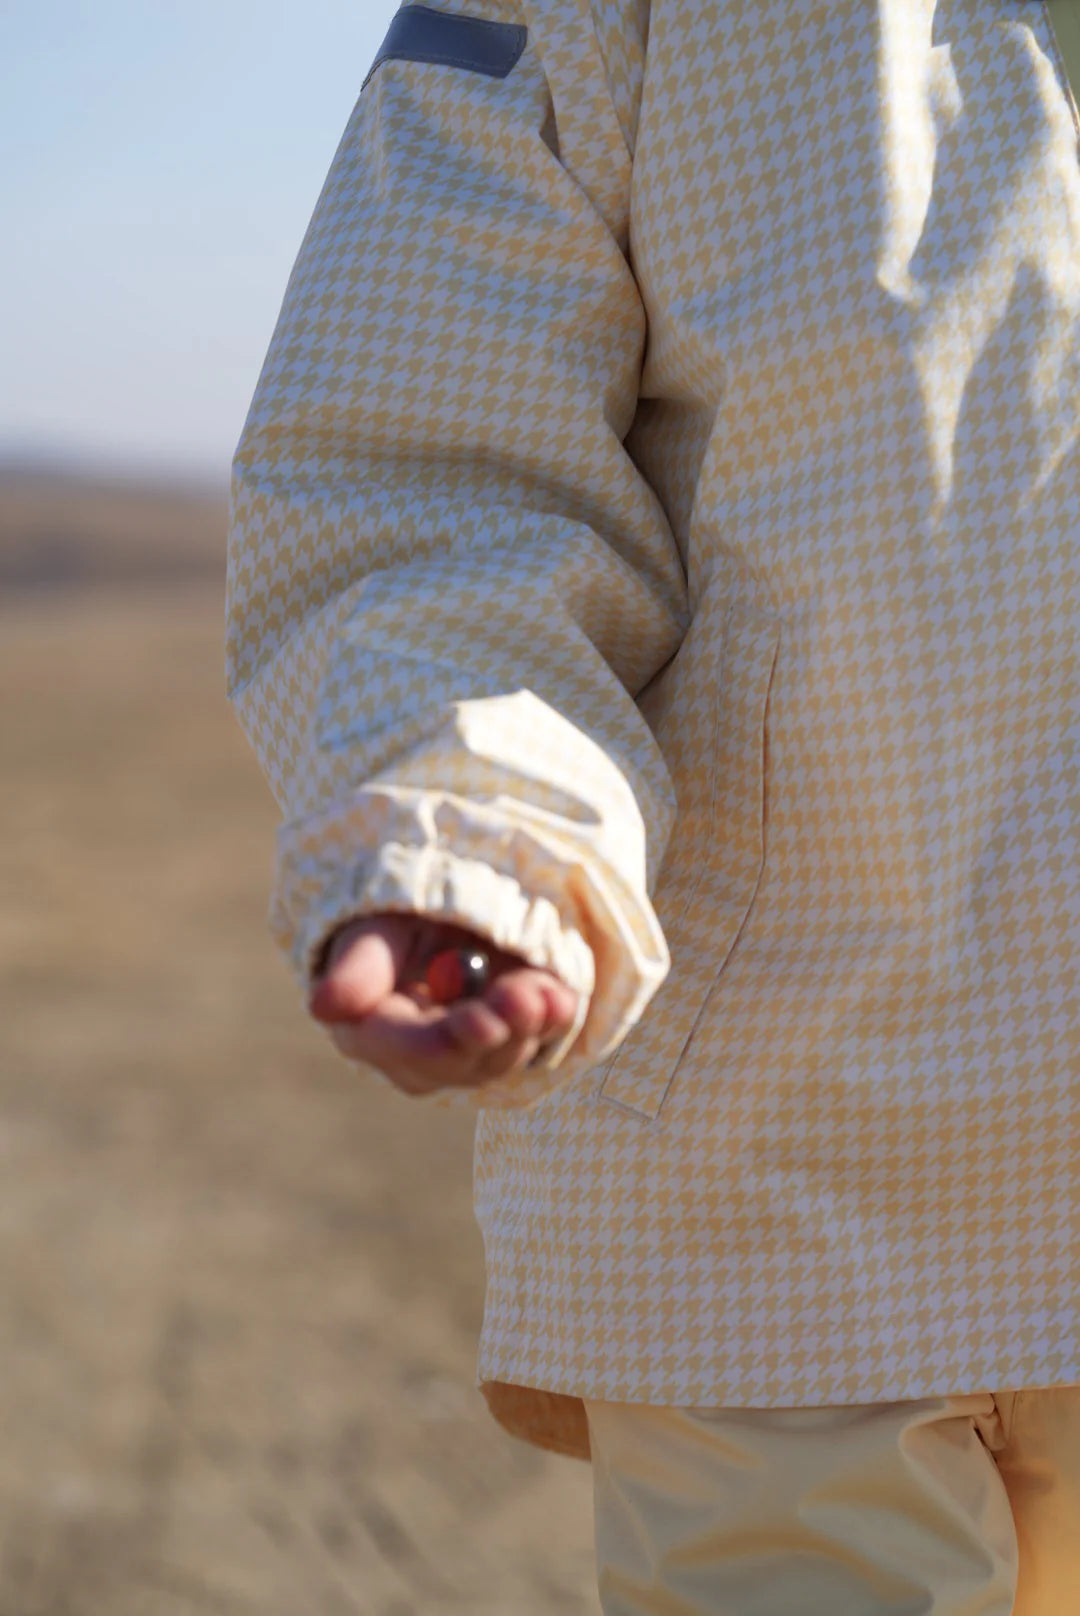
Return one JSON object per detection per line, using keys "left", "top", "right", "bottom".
{"left": 598, "top": 607, "right": 779, "bottom": 1122}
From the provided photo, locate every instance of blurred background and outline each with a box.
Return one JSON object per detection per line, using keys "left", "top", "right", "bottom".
{"left": 1, "top": 5, "right": 598, "bottom": 1612}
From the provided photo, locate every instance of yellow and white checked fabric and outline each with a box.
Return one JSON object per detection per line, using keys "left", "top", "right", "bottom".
{"left": 228, "top": 0, "right": 1080, "bottom": 1458}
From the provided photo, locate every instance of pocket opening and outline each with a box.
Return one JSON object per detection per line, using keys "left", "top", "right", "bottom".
{"left": 597, "top": 605, "right": 779, "bottom": 1123}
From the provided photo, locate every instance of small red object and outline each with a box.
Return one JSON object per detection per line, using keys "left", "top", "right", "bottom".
{"left": 425, "top": 947, "right": 491, "bottom": 1005}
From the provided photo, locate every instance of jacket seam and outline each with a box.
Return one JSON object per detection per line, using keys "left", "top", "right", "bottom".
{"left": 666, "top": 626, "right": 779, "bottom": 1083}
{"left": 598, "top": 604, "right": 736, "bottom": 1119}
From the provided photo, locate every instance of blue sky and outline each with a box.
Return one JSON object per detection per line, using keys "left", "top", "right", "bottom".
{"left": 1, "top": 1, "right": 400, "bottom": 484}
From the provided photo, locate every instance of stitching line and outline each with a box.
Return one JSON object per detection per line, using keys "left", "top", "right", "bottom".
{"left": 383, "top": 48, "right": 519, "bottom": 73}
{"left": 598, "top": 605, "right": 734, "bottom": 1121}
{"left": 661, "top": 626, "right": 779, "bottom": 1100}
{"left": 403, "top": 5, "right": 524, "bottom": 41}
{"left": 599, "top": 618, "right": 780, "bottom": 1124}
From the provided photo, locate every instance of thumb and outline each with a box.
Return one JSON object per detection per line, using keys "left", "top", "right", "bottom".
{"left": 307, "top": 913, "right": 415, "bottom": 1023}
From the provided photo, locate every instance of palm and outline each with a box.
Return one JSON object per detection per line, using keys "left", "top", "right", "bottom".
{"left": 307, "top": 912, "right": 580, "bottom": 1095}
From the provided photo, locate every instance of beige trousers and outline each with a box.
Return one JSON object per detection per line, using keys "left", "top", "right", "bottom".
{"left": 585, "top": 1390, "right": 1080, "bottom": 1615}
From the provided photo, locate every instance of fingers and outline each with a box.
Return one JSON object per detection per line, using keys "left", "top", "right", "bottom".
{"left": 325, "top": 992, "right": 512, "bottom": 1092}
{"left": 310, "top": 914, "right": 499, "bottom": 1021}
{"left": 307, "top": 914, "right": 414, "bottom": 1023}
{"left": 305, "top": 913, "right": 582, "bottom": 1095}
{"left": 487, "top": 969, "right": 579, "bottom": 1042}
{"left": 324, "top": 966, "right": 579, "bottom": 1096}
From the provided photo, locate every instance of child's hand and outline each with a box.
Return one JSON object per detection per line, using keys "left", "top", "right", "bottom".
{"left": 307, "top": 912, "right": 580, "bottom": 1096}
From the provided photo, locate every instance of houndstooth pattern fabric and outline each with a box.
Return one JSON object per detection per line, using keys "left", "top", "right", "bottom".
{"left": 228, "top": 0, "right": 1080, "bottom": 1457}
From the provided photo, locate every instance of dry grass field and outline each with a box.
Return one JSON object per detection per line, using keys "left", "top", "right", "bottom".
{"left": 0, "top": 476, "right": 599, "bottom": 1615}
{"left": 0, "top": 467, "right": 227, "bottom": 593}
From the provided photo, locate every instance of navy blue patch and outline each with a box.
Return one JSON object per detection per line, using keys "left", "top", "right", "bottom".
{"left": 363, "top": 5, "right": 528, "bottom": 92}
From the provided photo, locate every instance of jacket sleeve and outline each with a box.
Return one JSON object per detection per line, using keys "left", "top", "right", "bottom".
{"left": 225, "top": 0, "right": 687, "bottom": 1106}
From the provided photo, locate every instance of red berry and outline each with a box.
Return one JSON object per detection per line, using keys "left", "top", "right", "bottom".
{"left": 426, "top": 950, "right": 464, "bottom": 1003}
{"left": 425, "top": 947, "right": 490, "bottom": 1005}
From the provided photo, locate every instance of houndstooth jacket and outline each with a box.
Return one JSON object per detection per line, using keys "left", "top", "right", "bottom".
{"left": 227, "top": 0, "right": 1080, "bottom": 1456}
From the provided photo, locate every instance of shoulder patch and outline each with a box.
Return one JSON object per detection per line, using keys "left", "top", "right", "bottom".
{"left": 362, "top": 5, "right": 528, "bottom": 93}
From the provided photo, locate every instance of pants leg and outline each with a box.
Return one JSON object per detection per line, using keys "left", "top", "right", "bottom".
{"left": 994, "top": 1388, "right": 1080, "bottom": 1615}
{"left": 585, "top": 1394, "right": 1019, "bottom": 1616}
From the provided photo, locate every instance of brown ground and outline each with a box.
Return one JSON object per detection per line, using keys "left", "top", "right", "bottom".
{"left": 0, "top": 480, "right": 600, "bottom": 1615}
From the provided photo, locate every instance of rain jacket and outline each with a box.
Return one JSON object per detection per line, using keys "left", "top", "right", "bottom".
{"left": 227, "top": 0, "right": 1080, "bottom": 1458}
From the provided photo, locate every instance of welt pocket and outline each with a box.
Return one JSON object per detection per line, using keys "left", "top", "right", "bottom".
{"left": 598, "top": 600, "right": 780, "bottom": 1123}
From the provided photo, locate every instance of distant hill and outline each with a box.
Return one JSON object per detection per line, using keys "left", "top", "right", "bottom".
{"left": 0, "top": 464, "right": 228, "bottom": 594}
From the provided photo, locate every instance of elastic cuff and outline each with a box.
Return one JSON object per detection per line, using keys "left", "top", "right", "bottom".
{"left": 299, "top": 840, "right": 596, "bottom": 997}
{"left": 278, "top": 841, "right": 595, "bottom": 1105}
{"left": 271, "top": 786, "right": 669, "bottom": 1088}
